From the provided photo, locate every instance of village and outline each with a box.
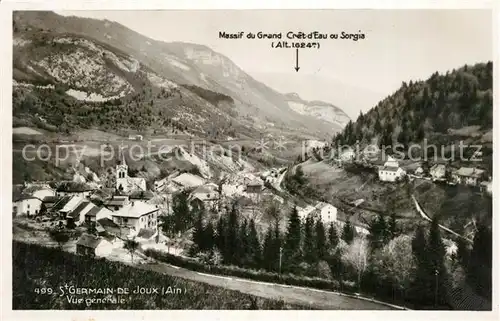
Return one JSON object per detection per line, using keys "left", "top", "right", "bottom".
{"left": 13, "top": 136, "right": 492, "bottom": 263}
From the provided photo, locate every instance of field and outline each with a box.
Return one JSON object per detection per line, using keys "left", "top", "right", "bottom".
{"left": 12, "top": 241, "right": 308, "bottom": 310}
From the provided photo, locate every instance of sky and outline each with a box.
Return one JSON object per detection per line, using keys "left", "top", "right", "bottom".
{"left": 57, "top": 10, "right": 492, "bottom": 116}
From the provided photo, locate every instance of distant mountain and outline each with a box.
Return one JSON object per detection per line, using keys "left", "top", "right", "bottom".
{"left": 251, "top": 72, "right": 385, "bottom": 120}
{"left": 12, "top": 11, "right": 346, "bottom": 139}
{"left": 283, "top": 92, "right": 350, "bottom": 128}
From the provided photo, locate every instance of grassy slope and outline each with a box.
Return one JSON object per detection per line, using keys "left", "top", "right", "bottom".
{"left": 12, "top": 241, "right": 307, "bottom": 310}
{"left": 299, "top": 159, "right": 491, "bottom": 233}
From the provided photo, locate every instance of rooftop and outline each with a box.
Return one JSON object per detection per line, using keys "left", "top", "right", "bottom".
{"left": 112, "top": 201, "right": 158, "bottom": 218}
{"left": 76, "top": 234, "right": 103, "bottom": 249}
{"left": 380, "top": 166, "right": 401, "bottom": 172}
{"left": 172, "top": 173, "right": 205, "bottom": 188}
{"left": 66, "top": 201, "right": 91, "bottom": 219}
{"left": 455, "top": 167, "right": 485, "bottom": 178}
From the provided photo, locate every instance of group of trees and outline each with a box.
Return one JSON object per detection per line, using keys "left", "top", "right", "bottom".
{"left": 283, "top": 165, "right": 315, "bottom": 198}
{"left": 159, "top": 191, "right": 198, "bottom": 239}
{"left": 189, "top": 203, "right": 359, "bottom": 279}
{"left": 333, "top": 62, "right": 493, "bottom": 150}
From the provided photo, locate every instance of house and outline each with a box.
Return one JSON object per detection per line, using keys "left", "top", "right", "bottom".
{"left": 430, "top": 164, "right": 446, "bottom": 181}
{"left": 58, "top": 195, "right": 85, "bottom": 219}
{"left": 13, "top": 194, "right": 42, "bottom": 217}
{"left": 111, "top": 201, "right": 159, "bottom": 235}
{"left": 41, "top": 195, "right": 59, "bottom": 211}
{"left": 452, "top": 167, "right": 486, "bottom": 186}
{"left": 339, "top": 148, "right": 356, "bottom": 162}
{"left": 245, "top": 179, "right": 263, "bottom": 193}
{"left": 414, "top": 167, "right": 424, "bottom": 176}
{"left": 96, "top": 217, "right": 123, "bottom": 238}
{"left": 378, "top": 156, "right": 406, "bottom": 182}
{"left": 66, "top": 201, "right": 94, "bottom": 226}
{"left": 171, "top": 173, "right": 205, "bottom": 189}
{"left": 85, "top": 206, "right": 113, "bottom": 224}
{"left": 76, "top": 234, "right": 113, "bottom": 258}
{"left": 311, "top": 202, "right": 338, "bottom": 223}
{"left": 336, "top": 211, "right": 370, "bottom": 236}
{"left": 189, "top": 185, "right": 219, "bottom": 210}
{"left": 104, "top": 195, "right": 130, "bottom": 211}
{"left": 480, "top": 181, "right": 492, "bottom": 195}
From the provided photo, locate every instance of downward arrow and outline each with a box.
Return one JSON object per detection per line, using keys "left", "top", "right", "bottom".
{"left": 294, "top": 48, "right": 300, "bottom": 72}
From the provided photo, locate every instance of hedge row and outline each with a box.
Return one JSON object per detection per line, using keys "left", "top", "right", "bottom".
{"left": 143, "top": 249, "right": 358, "bottom": 294}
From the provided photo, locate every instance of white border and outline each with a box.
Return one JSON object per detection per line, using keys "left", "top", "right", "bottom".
{"left": 1, "top": 1, "right": 498, "bottom": 321}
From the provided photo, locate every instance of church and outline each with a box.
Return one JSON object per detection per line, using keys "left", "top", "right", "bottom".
{"left": 116, "top": 152, "right": 147, "bottom": 193}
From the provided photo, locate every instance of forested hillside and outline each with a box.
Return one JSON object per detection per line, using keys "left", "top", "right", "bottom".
{"left": 334, "top": 62, "right": 493, "bottom": 150}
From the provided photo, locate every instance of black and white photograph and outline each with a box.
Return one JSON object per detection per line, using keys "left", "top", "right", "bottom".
{"left": 6, "top": 5, "right": 496, "bottom": 313}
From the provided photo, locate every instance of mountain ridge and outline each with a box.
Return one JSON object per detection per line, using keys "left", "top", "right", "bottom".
{"left": 13, "top": 11, "right": 349, "bottom": 139}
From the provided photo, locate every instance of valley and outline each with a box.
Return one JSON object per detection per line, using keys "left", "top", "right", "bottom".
{"left": 11, "top": 10, "right": 493, "bottom": 312}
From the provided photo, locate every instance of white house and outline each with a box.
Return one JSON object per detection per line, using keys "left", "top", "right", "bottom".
{"left": 13, "top": 195, "right": 42, "bottom": 217}
{"left": 378, "top": 156, "right": 406, "bottom": 182}
{"left": 116, "top": 154, "right": 147, "bottom": 193}
{"left": 76, "top": 234, "right": 113, "bottom": 258}
{"left": 313, "top": 202, "right": 338, "bottom": 223}
{"left": 452, "top": 167, "right": 486, "bottom": 186}
{"left": 111, "top": 201, "right": 159, "bottom": 235}
{"left": 85, "top": 206, "right": 113, "bottom": 224}
{"left": 430, "top": 164, "right": 446, "bottom": 181}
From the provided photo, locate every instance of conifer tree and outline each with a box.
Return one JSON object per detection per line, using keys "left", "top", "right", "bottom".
{"left": 467, "top": 223, "right": 492, "bottom": 300}
{"left": 426, "top": 215, "right": 448, "bottom": 308}
{"left": 262, "top": 226, "right": 275, "bottom": 271}
{"left": 283, "top": 206, "right": 302, "bottom": 269}
{"left": 328, "top": 222, "right": 339, "bottom": 249}
{"left": 247, "top": 219, "right": 262, "bottom": 268}
{"left": 315, "top": 219, "right": 328, "bottom": 260}
{"left": 224, "top": 203, "right": 240, "bottom": 265}
{"left": 303, "top": 215, "right": 317, "bottom": 263}
{"left": 341, "top": 220, "right": 355, "bottom": 244}
{"left": 239, "top": 219, "right": 249, "bottom": 266}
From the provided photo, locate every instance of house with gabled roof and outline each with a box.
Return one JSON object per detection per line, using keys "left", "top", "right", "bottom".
{"left": 110, "top": 201, "right": 159, "bottom": 236}
{"left": 378, "top": 156, "right": 406, "bottom": 182}
{"left": 13, "top": 193, "right": 42, "bottom": 217}
{"left": 452, "top": 167, "right": 486, "bottom": 186}
{"left": 76, "top": 234, "right": 113, "bottom": 258}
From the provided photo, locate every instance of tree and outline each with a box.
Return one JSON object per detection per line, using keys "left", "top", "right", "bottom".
{"left": 190, "top": 210, "right": 205, "bottom": 255}
{"left": 388, "top": 211, "right": 398, "bottom": 239}
{"left": 302, "top": 215, "right": 317, "bottom": 263}
{"left": 49, "top": 229, "right": 70, "bottom": 248}
{"left": 283, "top": 206, "right": 302, "bottom": 269}
{"left": 214, "top": 216, "right": 226, "bottom": 254}
{"left": 315, "top": 219, "right": 328, "bottom": 260}
{"left": 368, "top": 213, "right": 388, "bottom": 251}
{"left": 247, "top": 219, "right": 262, "bottom": 268}
{"left": 341, "top": 237, "right": 369, "bottom": 290}
{"left": 467, "top": 223, "right": 492, "bottom": 301}
{"left": 262, "top": 226, "right": 275, "bottom": 271}
{"left": 171, "top": 191, "right": 192, "bottom": 233}
{"left": 203, "top": 221, "right": 215, "bottom": 252}
{"left": 238, "top": 219, "right": 249, "bottom": 265}
{"left": 123, "top": 238, "right": 140, "bottom": 263}
{"left": 223, "top": 203, "right": 240, "bottom": 265}
{"left": 371, "top": 235, "right": 416, "bottom": 300}
{"left": 426, "top": 215, "right": 448, "bottom": 307}
{"left": 328, "top": 223, "right": 339, "bottom": 249}
{"left": 341, "top": 220, "right": 355, "bottom": 244}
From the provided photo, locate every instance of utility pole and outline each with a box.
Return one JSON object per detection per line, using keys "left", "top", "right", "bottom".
{"left": 434, "top": 269, "right": 439, "bottom": 308}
